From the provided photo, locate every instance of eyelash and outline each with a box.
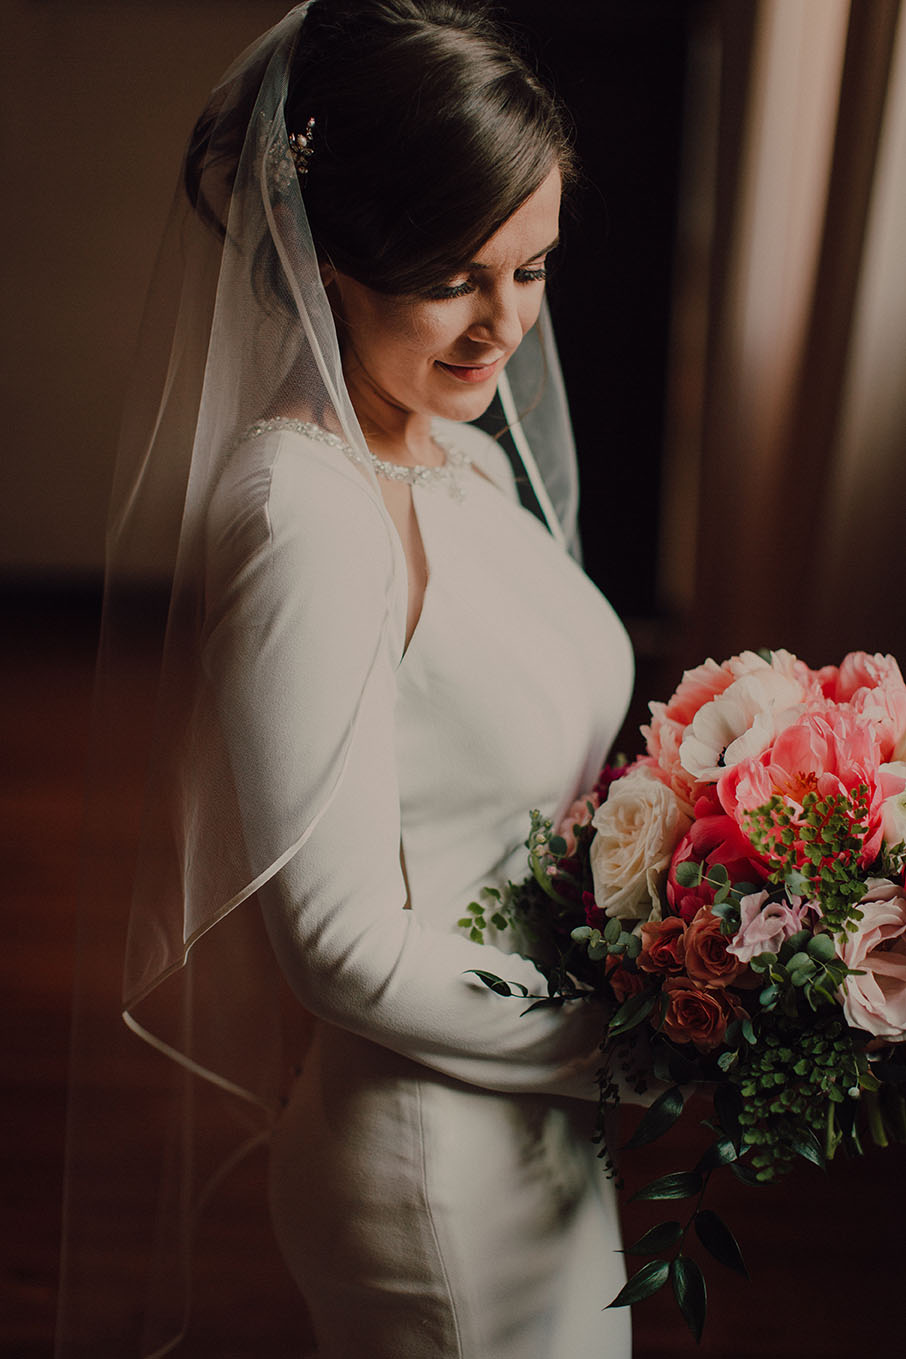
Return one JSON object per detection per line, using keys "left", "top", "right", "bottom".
{"left": 424, "top": 266, "right": 548, "bottom": 302}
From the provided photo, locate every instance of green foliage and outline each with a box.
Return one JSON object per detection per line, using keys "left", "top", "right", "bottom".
{"left": 732, "top": 1018, "right": 859, "bottom": 1179}
{"left": 457, "top": 887, "right": 509, "bottom": 944}
{"left": 621, "top": 1086, "right": 685, "bottom": 1151}
{"left": 608, "top": 1259, "right": 671, "bottom": 1309}
{"left": 742, "top": 788, "right": 870, "bottom": 933}
{"left": 672, "top": 1256, "right": 707, "bottom": 1342}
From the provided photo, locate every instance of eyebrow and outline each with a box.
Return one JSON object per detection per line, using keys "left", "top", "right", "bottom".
{"left": 468, "top": 236, "right": 561, "bottom": 270}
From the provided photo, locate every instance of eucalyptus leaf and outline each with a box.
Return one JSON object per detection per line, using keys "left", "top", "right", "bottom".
{"left": 604, "top": 917, "right": 623, "bottom": 945}
{"left": 622, "top": 1086, "right": 685, "bottom": 1151}
{"left": 671, "top": 1256, "right": 707, "bottom": 1343}
{"left": 674, "top": 860, "right": 703, "bottom": 888}
{"left": 694, "top": 1209, "right": 748, "bottom": 1276}
{"left": 630, "top": 1170, "right": 703, "bottom": 1203}
{"left": 607, "top": 1259, "right": 670, "bottom": 1308}
{"left": 624, "top": 1221, "right": 684, "bottom": 1255}
{"left": 548, "top": 834, "right": 568, "bottom": 857}
{"left": 807, "top": 932, "right": 837, "bottom": 962}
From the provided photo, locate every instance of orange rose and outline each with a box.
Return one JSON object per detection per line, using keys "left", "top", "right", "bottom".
{"left": 660, "top": 978, "right": 743, "bottom": 1050}
{"left": 605, "top": 955, "right": 647, "bottom": 1004}
{"left": 638, "top": 917, "right": 686, "bottom": 975}
{"left": 684, "top": 907, "right": 747, "bottom": 988}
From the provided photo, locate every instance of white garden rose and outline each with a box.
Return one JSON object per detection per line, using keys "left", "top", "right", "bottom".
{"left": 589, "top": 765, "right": 692, "bottom": 920}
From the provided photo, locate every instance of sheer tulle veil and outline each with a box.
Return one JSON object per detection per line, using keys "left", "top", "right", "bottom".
{"left": 57, "top": 4, "right": 581, "bottom": 1354}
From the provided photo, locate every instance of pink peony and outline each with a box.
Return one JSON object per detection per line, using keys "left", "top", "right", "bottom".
{"left": 727, "top": 891, "right": 814, "bottom": 964}
{"left": 838, "top": 879, "right": 906, "bottom": 1039}
{"left": 719, "top": 708, "right": 887, "bottom": 866}
{"left": 832, "top": 653, "right": 906, "bottom": 762}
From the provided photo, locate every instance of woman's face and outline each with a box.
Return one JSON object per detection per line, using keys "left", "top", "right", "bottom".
{"left": 328, "top": 166, "right": 562, "bottom": 430}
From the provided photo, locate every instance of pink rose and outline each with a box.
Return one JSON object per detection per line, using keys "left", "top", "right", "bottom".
{"left": 555, "top": 792, "right": 600, "bottom": 857}
{"left": 727, "top": 891, "right": 813, "bottom": 964}
{"left": 838, "top": 879, "right": 906, "bottom": 1039}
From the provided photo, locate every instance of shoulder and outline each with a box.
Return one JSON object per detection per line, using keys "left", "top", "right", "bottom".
{"left": 208, "top": 421, "right": 394, "bottom": 575}
{"left": 433, "top": 418, "right": 519, "bottom": 502}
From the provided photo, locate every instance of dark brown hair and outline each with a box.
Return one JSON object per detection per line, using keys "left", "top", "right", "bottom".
{"left": 186, "top": 0, "right": 575, "bottom": 295}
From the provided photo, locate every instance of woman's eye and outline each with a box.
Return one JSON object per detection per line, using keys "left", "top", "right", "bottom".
{"left": 514, "top": 266, "right": 547, "bottom": 284}
{"left": 422, "top": 279, "right": 474, "bottom": 301}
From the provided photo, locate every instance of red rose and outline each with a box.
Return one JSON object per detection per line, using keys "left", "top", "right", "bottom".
{"left": 666, "top": 812, "right": 770, "bottom": 923}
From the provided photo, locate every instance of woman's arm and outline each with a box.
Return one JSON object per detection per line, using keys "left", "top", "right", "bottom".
{"left": 204, "top": 430, "right": 604, "bottom": 1099}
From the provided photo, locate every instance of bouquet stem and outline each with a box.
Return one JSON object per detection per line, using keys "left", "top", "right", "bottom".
{"left": 864, "top": 1090, "right": 888, "bottom": 1149}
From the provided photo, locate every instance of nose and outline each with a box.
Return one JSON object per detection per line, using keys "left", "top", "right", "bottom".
{"left": 465, "top": 283, "right": 526, "bottom": 354}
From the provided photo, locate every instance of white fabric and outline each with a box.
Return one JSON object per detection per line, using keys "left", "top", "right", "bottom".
{"left": 204, "top": 416, "right": 634, "bottom": 1356}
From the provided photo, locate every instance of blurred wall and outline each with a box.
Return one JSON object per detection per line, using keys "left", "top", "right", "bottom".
{"left": 1, "top": 0, "right": 287, "bottom": 579}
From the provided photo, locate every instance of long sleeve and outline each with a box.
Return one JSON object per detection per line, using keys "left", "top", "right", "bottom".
{"left": 203, "top": 429, "right": 605, "bottom": 1100}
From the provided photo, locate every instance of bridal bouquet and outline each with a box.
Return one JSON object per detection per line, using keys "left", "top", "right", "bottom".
{"left": 464, "top": 649, "right": 906, "bottom": 1339}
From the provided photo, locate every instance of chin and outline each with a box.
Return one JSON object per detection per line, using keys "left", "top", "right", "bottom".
{"left": 427, "top": 381, "right": 499, "bottom": 426}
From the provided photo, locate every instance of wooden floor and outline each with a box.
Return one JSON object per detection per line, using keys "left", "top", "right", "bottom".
{"left": 4, "top": 587, "right": 905, "bottom": 1358}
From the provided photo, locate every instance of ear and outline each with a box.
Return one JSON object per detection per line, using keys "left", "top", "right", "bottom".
{"left": 319, "top": 258, "right": 337, "bottom": 288}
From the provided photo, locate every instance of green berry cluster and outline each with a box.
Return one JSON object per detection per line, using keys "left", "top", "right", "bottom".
{"left": 743, "top": 787, "right": 869, "bottom": 932}
{"left": 735, "top": 1019, "right": 858, "bottom": 1180}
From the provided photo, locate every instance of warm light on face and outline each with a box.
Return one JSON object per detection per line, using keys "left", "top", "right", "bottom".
{"left": 328, "top": 166, "right": 563, "bottom": 428}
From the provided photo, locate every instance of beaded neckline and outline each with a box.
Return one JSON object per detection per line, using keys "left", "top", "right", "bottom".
{"left": 243, "top": 416, "right": 473, "bottom": 501}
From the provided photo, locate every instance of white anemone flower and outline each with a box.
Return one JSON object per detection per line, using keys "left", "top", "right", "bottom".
{"left": 679, "top": 668, "right": 805, "bottom": 781}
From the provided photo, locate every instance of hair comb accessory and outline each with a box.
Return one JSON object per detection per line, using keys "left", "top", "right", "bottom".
{"left": 288, "top": 116, "right": 316, "bottom": 177}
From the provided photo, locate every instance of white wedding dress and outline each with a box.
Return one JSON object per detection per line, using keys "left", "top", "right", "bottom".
{"left": 203, "top": 416, "right": 635, "bottom": 1358}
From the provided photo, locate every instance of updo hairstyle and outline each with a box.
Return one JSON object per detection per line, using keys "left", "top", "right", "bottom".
{"left": 185, "top": 0, "right": 575, "bottom": 296}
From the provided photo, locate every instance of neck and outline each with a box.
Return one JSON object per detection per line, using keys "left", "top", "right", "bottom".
{"left": 342, "top": 360, "right": 440, "bottom": 467}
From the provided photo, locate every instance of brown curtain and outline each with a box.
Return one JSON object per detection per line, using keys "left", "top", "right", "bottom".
{"left": 659, "top": 0, "right": 905, "bottom": 671}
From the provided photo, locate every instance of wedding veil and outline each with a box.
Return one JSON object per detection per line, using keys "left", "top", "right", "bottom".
{"left": 57, "top": 4, "right": 581, "bottom": 1354}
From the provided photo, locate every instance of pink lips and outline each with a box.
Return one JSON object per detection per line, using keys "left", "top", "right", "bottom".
{"left": 436, "top": 356, "right": 504, "bottom": 384}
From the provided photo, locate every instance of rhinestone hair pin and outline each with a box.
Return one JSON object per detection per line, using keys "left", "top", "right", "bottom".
{"left": 288, "top": 117, "right": 316, "bottom": 178}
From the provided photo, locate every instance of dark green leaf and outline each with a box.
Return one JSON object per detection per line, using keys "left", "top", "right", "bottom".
{"left": 608, "top": 991, "right": 656, "bottom": 1038}
{"left": 622, "top": 1086, "right": 685, "bottom": 1151}
{"left": 871, "top": 1062, "right": 906, "bottom": 1084}
{"left": 607, "top": 1259, "right": 670, "bottom": 1308}
{"left": 791, "top": 1129, "right": 825, "bottom": 1169}
{"left": 672, "top": 1256, "right": 707, "bottom": 1343}
{"left": 694, "top": 1209, "right": 748, "bottom": 1277}
{"left": 714, "top": 1082, "right": 743, "bottom": 1144}
{"left": 741, "top": 1017, "right": 757, "bottom": 1045}
{"left": 624, "top": 1221, "right": 684, "bottom": 1255}
{"left": 630, "top": 1171, "right": 703, "bottom": 1203}
{"left": 465, "top": 970, "right": 528, "bottom": 998}
{"left": 696, "top": 1137, "right": 738, "bottom": 1174}
{"left": 709, "top": 863, "right": 730, "bottom": 887}
{"left": 730, "top": 1160, "right": 767, "bottom": 1187}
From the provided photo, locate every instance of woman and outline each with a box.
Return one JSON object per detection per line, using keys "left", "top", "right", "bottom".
{"left": 62, "top": 2, "right": 638, "bottom": 1356}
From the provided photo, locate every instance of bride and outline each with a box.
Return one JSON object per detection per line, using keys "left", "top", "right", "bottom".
{"left": 64, "top": 2, "right": 641, "bottom": 1355}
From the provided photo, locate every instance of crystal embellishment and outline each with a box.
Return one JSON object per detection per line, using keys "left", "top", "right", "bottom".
{"left": 243, "top": 417, "right": 473, "bottom": 501}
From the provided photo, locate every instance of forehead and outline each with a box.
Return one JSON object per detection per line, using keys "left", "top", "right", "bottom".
{"left": 472, "top": 166, "right": 562, "bottom": 265}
